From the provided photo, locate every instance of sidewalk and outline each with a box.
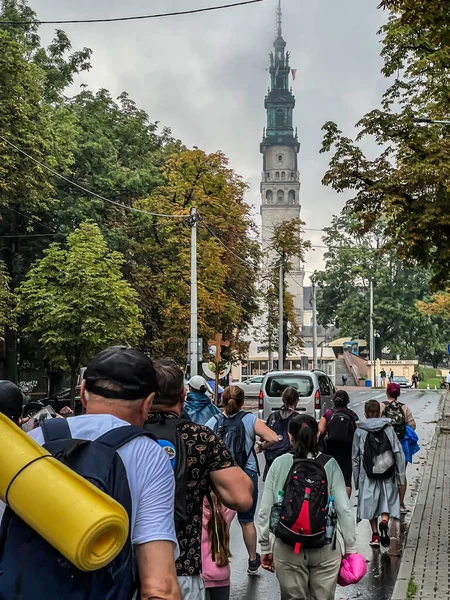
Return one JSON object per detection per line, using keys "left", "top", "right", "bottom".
{"left": 391, "top": 393, "right": 450, "bottom": 600}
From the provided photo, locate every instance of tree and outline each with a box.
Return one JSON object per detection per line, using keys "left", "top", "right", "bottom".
{"left": 17, "top": 222, "right": 144, "bottom": 398}
{"left": 129, "top": 149, "right": 261, "bottom": 364}
{"left": 320, "top": 0, "right": 450, "bottom": 288}
{"left": 0, "top": 261, "right": 15, "bottom": 336}
{"left": 260, "top": 218, "right": 310, "bottom": 363}
{"left": 315, "top": 213, "right": 450, "bottom": 364}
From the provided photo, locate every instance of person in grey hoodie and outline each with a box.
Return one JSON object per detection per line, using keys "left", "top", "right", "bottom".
{"left": 352, "top": 399, "right": 406, "bottom": 549}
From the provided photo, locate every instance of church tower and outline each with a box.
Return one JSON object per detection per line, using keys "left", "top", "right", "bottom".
{"left": 260, "top": 0, "right": 304, "bottom": 323}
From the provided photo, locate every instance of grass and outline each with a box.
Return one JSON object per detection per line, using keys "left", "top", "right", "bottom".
{"left": 418, "top": 378, "right": 440, "bottom": 389}
{"left": 407, "top": 575, "right": 417, "bottom": 599}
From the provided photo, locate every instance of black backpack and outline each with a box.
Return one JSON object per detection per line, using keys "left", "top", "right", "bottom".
{"left": 274, "top": 454, "right": 330, "bottom": 551}
{"left": 264, "top": 411, "right": 294, "bottom": 464}
{"left": 213, "top": 411, "right": 252, "bottom": 470}
{"left": 144, "top": 414, "right": 191, "bottom": 532}
{"left": 382, "top": 401, "right": 406, "bottom": 440}
{"left": 0, "top": 418, "right": 156, "bottom": 600}
{"left": 363, "top": 426, "right": 396, "bottom": 480}
{"left": 326, "top": 409, "right": 357, "bottom": 447}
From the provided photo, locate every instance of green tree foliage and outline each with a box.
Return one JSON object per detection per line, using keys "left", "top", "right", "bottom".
{"left": 315, "top": 213, "right": 450, "bottom": 365}
{"left": 320, "top": 0, "right": 450, "bottom": 288}
{"left": 260, "top": 218, "right": 310, "bottom": 362}
{"left": 129, "top": 149, "right": 260, "bottom": 363}
{"left": 17, "top": 222, "right": 144, "bottom": 395}
{"left": 0, "top": 261, "right": 15, "bottom": 336}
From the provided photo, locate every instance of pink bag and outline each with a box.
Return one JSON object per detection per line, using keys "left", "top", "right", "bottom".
{"left": 337, "top": 553, "right": 367, "bottom": 586}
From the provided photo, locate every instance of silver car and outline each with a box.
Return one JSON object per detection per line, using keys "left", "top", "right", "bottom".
{"left": 258, "top": 370, "right": 336, "bottom": 422}
{"left": 233, "top": 375, "right": 264, "bottom": 399}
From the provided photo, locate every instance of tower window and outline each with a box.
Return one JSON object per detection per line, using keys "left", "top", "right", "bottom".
{"left": 291, "top": 172, "right": 295, "bottom": 180}
{"left": 278, "top": 155, "right": 283, "bottom": 162}
{"left": 288, "top": 190, "right": 296, "bottom": 204}
{"left": 275, "top": 172, "right": 280, "bottom": 180}
{"left": 266, "top": 172, "right": 270, "bottom": 181}
{"left": 276, "top": 109, "right": 284, "bottom": 128}
{"left": 277, "top": 190, "right": 285, "bottom": 204}
{"left": 266, "top": 190, "right": 273, "bottom": 204}
{"left": 281, "top": 171, "right": 286, "bottom": 180}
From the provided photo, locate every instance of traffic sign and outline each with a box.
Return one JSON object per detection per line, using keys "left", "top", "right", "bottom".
{"left": 447, "top": 343, "right": 450, "bottom": 354}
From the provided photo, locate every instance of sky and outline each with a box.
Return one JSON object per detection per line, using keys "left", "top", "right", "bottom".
{"left": 32, "top": 0, "right": 387, "bottom": 280}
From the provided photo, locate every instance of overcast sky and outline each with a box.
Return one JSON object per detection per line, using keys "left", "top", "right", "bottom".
{"left": 32, "top": 0, "right": 387, "bottom": 280}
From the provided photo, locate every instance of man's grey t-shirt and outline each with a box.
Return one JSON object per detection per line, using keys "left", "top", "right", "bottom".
{"left": 0, "top": 414, "right": 178, "bottom": 551}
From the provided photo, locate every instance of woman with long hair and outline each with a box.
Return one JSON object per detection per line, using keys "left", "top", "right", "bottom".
{"left": 318, "top": 390, "right": 358, "bottom": 497}
{"left": 206, "top": 386, "right": 278, "bottom": 575}
{"left": 258, "top": 414, "right": 356, "bottom": 600}
{"left": 201, "top": 494, "right": 236, "bottom": 600}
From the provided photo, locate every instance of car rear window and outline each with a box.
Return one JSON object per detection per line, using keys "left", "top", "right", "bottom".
{"left": 265, "top": 375, "right": 314, "bottom": 398}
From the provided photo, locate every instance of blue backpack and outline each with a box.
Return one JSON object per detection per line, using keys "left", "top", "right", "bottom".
{"left": 213, "top": 411, "right": 253, "bottom": 470}
{"left": 0, "top": 418, "right": 156, "bottom": 600}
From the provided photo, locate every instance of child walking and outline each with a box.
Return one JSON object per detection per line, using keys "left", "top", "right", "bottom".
{"left": 352, "top": 400, "right": 406, "bottom": 548}
{"left": 201, "top": 494, "right": 236, "bottom": 600}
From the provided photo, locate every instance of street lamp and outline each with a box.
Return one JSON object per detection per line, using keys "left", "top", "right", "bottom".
{"left": 413, "top": 118, "right": 450, "bottom": 125}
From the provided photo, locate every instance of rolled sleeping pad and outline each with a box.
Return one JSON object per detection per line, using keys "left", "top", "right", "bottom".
{"left": 0, "top": 413, "right": 128, "bottom": 571}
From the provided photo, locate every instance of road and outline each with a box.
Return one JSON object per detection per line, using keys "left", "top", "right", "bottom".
{"left": 229, "top": 389, "right": 443, "bottom": 600}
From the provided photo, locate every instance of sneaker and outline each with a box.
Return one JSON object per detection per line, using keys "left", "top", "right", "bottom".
{"left": 400, "top": 504, "right": 409, "bottom": 514}
{"left": 379, "top": 520, "right": 390, "bottom": 548}
{"left": 369, "top": 533, "right": 381, "bottom": 547}
{"left": 247, "top": 553, "right": 261, "bottom": 575}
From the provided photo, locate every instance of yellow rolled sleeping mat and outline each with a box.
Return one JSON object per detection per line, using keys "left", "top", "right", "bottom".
{"left": 0, "top": 413, "right": 129, "bottom": 571}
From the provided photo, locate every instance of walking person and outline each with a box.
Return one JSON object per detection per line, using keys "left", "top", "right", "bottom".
{"left": 206, "top": 386, "right": 278, "bottom": 576}
{"left": 318, "top": 390, "right": 358, "bottom": 497}
{"left": 411, "top": 372, "right": 419, "bottom": 389}
{"left": 263, "top": 386, "right": 299, "bottom": 480}
{"left": 381, "top": 383, "right": 416, "bottom": 513}
{"left": 147, "top": 360, "right": 253, "bottom": 600}
{"left": 258, "top": 414, "right": 357, "bottom": 600}
{"left": 379, "top": 369, "right": 387, "bottom": 388}
{"left": 388, "top": 369, "right": 394, "bottom": 384}
{"left": 341, "top": 374, "right": 348, "bottom": 386}
{"left": 446, "top": 372, "right": 450, "bottom": 390}
{"left": 201, "top": 493, "right": 235, "bottom": 600}
{"left": 184, "top": 376, "right": 221, "bottom": 425}
{"left": 353, "top": 400, "right": 405, "bottom": 548}
{"left": 0, "top": 347, "right": 181, "bottom": 600}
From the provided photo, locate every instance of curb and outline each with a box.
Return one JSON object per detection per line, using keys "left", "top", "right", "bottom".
{"left": 390, "top": 391, "right": 447, "bottom": 600}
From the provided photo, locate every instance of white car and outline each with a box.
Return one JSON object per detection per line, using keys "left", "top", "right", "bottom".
{"left": 233, "top": 376, "right": 264, "bottom": 399}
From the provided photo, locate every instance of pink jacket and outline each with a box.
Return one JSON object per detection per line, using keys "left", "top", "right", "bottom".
{"left": 201, "top": 500, "right": 236, "bottom": 588}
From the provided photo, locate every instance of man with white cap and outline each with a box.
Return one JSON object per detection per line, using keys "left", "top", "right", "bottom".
{"left": 184, "top": 375, "right": 221, "bottom": 425}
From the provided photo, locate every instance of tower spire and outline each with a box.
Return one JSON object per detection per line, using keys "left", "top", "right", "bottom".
{"left": 276, "top": 0, "right": 282, "bottom": 38}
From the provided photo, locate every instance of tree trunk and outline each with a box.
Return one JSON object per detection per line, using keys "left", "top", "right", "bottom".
{"left": 5, "top": 326, "right": 18, "bottom": 383}
{"left": 48, "top": 370, "right": 64, "bottom": 396}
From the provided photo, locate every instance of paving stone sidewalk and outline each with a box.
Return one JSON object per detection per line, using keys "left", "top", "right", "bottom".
{"left": 391, "top": 394, "right": 450, "bottom": 600}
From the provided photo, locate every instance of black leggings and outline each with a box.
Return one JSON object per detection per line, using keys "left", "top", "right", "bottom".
{"left": 205, "top": 586, "right": 230, "bottom": 600}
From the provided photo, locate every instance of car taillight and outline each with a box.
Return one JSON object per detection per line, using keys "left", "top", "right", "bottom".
{"left": 315, "top": 389, "right": 321, "bottom": 410}
{"left": 259, "top": 390, "right": 264, "bottom": 410}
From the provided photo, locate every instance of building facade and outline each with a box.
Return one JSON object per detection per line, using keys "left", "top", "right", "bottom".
{"left": 260, "top": 2, "right": 304, "bottom": 324}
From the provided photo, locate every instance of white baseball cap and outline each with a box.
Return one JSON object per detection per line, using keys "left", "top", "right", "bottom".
{"left": 188, "top": 375, "right": 209, "bottom": 392}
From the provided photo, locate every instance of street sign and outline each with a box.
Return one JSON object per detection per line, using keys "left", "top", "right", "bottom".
{"left": 447, "top": 343, "right": 450, "bottom": 354}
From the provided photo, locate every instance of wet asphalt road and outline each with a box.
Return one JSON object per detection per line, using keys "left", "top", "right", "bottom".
{"left": 229, "top": 389, "right": 443, "bottom": 600}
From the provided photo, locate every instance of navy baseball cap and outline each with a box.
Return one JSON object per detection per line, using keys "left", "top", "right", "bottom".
{"left": 84, "top": 346, "right": 158, "bottom": 400}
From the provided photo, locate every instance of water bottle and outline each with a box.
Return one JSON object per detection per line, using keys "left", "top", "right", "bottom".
{"left": 326, "top": 496, "right": 337, "bottom": 544}
{"left": 270, "top": 490, "right": 285, "bottom": 532}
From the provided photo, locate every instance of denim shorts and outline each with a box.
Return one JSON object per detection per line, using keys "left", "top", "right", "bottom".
{"left": 238, "top": 468, "right": 259, "bottom": 523}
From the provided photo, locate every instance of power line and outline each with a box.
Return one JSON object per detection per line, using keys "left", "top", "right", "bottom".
{"left": 0, "top": 135, "right": 189, "bottom": 220}
{"left": 200, "top": 220, "right": 254, "bottom": 267}
{"left": 0, "top": 0, "right": 263, "bottom": 25}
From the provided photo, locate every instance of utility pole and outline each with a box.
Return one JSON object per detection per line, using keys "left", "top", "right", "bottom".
{"left": 312, "top": 281, "right": 318, "bottom": 370}
{"left": 278, "top": 256, "right": 284, "bottom": 370}
{"left": 370, "top": 279, "right": 375, "bottom": 386}
{"left": 190, "top": 207, "right": 199, "bottom": 377}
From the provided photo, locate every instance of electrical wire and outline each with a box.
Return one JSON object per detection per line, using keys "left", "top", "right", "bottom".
{"left": 0, "top": 135, "right": 189, "bottom": 220}
{"left": 0, "top": 0, "right": 263, "bottom": 25}
{"left": 199, "top": 220, "right": 255, "bottom": 267}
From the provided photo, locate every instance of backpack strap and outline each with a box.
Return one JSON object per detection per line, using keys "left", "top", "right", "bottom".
{"left": 41, "top": 417, "right": 72, "bottom": 443}
{"left": 96, "top": 425, "right": 157, "bottom": 451}
{"left": 314, "top": 452, "right": 332, "bottom": 469}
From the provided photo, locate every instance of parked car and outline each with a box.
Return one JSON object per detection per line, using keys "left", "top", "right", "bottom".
{"left": 258, "top": 370, "right": 336, "bottom": 422}
{"left": 393, "top": 375, "right": 411, "bottom": 389}
{"left": 23, "top": 387, "right": 82, "bottom": 418}
{"left": 233, "top": 375, "right": 264, "bottom": 399}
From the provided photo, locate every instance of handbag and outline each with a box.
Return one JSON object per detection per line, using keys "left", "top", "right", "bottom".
{"left": 337, "top": 553, "right": 367, "bottom": 586}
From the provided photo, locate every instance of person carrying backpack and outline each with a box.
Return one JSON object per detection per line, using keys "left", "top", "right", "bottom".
{"left": 206, "top": 386, "right": 278, "bottom": 576}
{"left": 258, "top": 414, "right": 356, "bottom": 600}
{"left": 0, "top": 346, "right": 181, "bottom": 600}
{"left": 149, "top": 361, "right": 253, "bottom": 600}
{"left": 263, "top": 386, "right": 299, "bottom": 481}
{"left": 381, "top": 383, "right": 416, "bottom": 514}
{"left": 184, "top": 376, "right": 221, "bottom": 425}
{"left": 352, "top": 400, "right": 405, "bottom": 549}
{"left": 318, "top": 391, "right": 358, "bottom": 497}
